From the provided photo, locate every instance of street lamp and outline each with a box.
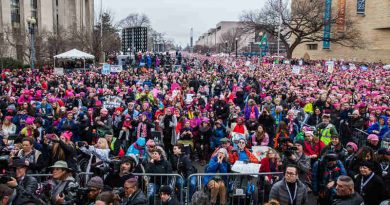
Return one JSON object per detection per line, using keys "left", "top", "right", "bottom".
{"left": 259, "top": 32, "right": 263, "bottom": 57}
{"left": 235, "top": 37, "right": 238, "bottom": 58}
{"left": 27, "top": 17, "right": 36, "bottom": 70}
{"left": 225, "top": 41, "right": 228, "bottom": 54}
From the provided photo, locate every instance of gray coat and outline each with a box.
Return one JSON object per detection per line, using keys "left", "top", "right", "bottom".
{"left": 159, "top": 115, "right": 177, "bottom": 145}
{"left": 269, "top": 179, "right": 308, "bottom": 205}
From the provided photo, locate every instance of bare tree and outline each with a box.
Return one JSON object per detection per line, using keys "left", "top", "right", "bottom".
{"left": 240, "top": 0, "right": 362, "bottom": 58}
{"left": 219, "top": 28, "right": 243, "bottom": 54}
{"left": 118, "top": 13, "right": 151, "bottom": 29}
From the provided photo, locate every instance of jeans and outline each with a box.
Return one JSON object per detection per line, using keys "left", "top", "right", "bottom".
{"left": 147, "top": 183, "right": 158, "bottom": 205}
{"left": 176, "top": 176, "right": 197, "bottom": 201}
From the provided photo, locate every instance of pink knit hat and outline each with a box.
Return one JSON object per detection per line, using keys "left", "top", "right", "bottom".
{"left": 25, "top": 117, "right": 35, "bottom": 125}
{"left": 346, "top": 142, "right": 358, "bottom": 152}
{"left": 146, "top": 139, "right": 155, "bottom": 147}
{"left": 62, "top": 131, "right": 73, "bottom": 141}
{"left": 367, "top": 134, "right": 379, "bottom": 141}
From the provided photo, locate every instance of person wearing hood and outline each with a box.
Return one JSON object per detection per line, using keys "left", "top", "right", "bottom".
{"left": 367, "top": 115, "right": 389, "bottom": 140}
{"left": 126, "top": 137, "right": 146, "bottom": 160}
{"left": 145, "top": 148, "right": 173, "bottom": 204}
{"left": 367, "top": 134, "right": 381, "bottom": 152}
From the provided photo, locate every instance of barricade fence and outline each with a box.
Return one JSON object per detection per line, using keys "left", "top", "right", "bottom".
{"left": 353, "top": 128, "right": 369, "bottom": 148}
{"left": 132, "top": 173, "right": 185, "bottom": 205}
{"left": 187, "top": 172, "right": 283, "bottom": 205}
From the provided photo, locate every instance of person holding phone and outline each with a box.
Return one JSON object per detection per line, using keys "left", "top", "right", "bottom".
{"left": 49, "top": 160, "right": 79, "bottom": 205}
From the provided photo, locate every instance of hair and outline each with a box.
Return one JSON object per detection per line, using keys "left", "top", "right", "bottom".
{"left": 256, "top": 124, "right": 266, "bottom": 140}
{"left": 124, "top": 178, "right": 139, "bottom": 189}
{"left": 337, "top": 175, "right": 354, "bottom": 188}
{"left": 22, "top": 137, "right": 34, "bottom": 145}
{"left": 264, "top": 199, "right": 280, "bottom": 205}
{"left": 96, "top": 191, "right": 119, "bottom": 205}
{"left": 356, "top": 146, "right": 375, "bottom": 161}
{"left": 97, "top": 138, "right": 109, "bottom": 149}
{"left": 152, "top": 148, "right": 163, "bottom": 156}
{"left": 284, "top": 164, "right": 298, "bottom": 175}
{"left": 276, "top": 121, "right": 288, "bottom": 133}
{"left": 173, "top": 143, "right": 185, "bottom": 151}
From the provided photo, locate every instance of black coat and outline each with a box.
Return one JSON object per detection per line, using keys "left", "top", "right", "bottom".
{"left": 171, "top": 154, "right": 195, "bottom": 178}
{"left": 126, "top": 189, "right": 148, "bottom": 205}
{"left": 332, "top": 192, "right": 364, "bottom": 205}
{"left": 355, "top": 174, "right": 389, "bottom": 205}
{"left": 146, "top": 159, "right": 173, "bottom": 184}
{"left": 12, "top": 176, "right": 39, "bottom": 205}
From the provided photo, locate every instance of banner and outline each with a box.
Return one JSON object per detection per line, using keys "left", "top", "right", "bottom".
{"left": 323, "top": 0, "right": 332, "bottom": 49}
{"left": 102, "top": 64, "right": 111, "bottom": 75}
{"left": 54, "top": 67, "right": 64, "bottom": 75}
{"left": 231, "top": 161, "right": 261, "bottom": 177}
{"left": 292, "top": 65, "right": 301, "bottom": 74}
{"left": 251, "top": 146, "right": 271, "bottom": 161}
{"left": 110, "top": 65, "right": 123, "bottom": 73}
{"left": 102, "top": 95, "right": 123, "bottom": 109}
{"left": 326, "top": 61, "right": 335, "bottom": 73}
{"left": 337, "top": 0, "right": 346, "bottom": 32}
{"left": 357, "top": 0, "right": 366, "bottom": 14}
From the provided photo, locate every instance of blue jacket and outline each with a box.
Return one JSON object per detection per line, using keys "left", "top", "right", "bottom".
{"left": 203, "top": 156, "right": 229, "bottom": 186}
{"left": 367, "top": 116, "right": 389, "bottom": 139}
{"left": 312, "top": 159, "right": 347, "bottom": 194}
{"left": 211, "top": 125, "right": 227, "bottom": 149}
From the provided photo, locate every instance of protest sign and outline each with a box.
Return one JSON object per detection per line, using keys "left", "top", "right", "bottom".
{"left": 245, "top": 61, "right": 251, "bottom": 66}
{"left": 110, "top": 65, "right": 123, "bottom": 73}
{"left": 251, "top": 146, "right": 271, "bottom": 161}
{"left": 102, "top": 95, "right": 123, "bottom": 109}
{"left": 102, "top": 64, "right": 111, "bottom": 75}
{"left": 185, "top": 94, "right": 194, "bottom": 104}
{"left": 326, "top": 61, "right": 335, "bottom": 73}
{"left": 292, "top": 65, "right": 301, "bottom": 74}
{"left": 231, "top": 161, "right": 261, "bottom": 177}
{"left": 54, "top": 67, "right": 64, "bottom": 75}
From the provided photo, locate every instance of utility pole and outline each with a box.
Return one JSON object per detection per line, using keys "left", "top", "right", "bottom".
{"left": 277, "top": 0, "right": 282, "bottom": 57}
{"left": 100, "top": 0, "right": 104, "bottom": 64}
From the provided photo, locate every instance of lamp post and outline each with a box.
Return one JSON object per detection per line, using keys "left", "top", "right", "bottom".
{"left": 259, "top": 32, "right": 263, "bottom": 58}
{"left": 225, "top": 41, "right": 228, "bottom": 54}
{"left": 27, "top": 17, "right": 36, "bottom": 70}
{"left": 235, "top": 37, "right": 238, "bottom": 58}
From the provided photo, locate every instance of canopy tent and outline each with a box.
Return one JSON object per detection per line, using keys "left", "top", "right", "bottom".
{"left": 53, "top": 49, "right": 95, "bottom": 70}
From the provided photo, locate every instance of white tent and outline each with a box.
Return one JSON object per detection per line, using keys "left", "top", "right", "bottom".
{"left": 54, "top": 49, "right": 95, "bottom": 70}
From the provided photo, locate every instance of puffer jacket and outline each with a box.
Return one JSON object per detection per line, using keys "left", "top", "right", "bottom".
{"left": 229, "top": 147, "right": 259, "bottom": 164}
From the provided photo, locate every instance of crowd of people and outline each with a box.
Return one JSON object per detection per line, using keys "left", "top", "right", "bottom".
{"left": 0, "top": 52, "right": 389, "bottom": 205}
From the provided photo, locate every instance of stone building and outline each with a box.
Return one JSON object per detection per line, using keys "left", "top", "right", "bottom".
{"left": 293, "top": 0, "right": 390, "bottom": 63}
{"left": 0, "top": 0, "right": 94, "bottom": 61}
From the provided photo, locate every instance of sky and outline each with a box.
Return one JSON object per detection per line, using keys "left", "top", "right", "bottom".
{"left": 97, "top": 0, "right": 265, "bottom": 47}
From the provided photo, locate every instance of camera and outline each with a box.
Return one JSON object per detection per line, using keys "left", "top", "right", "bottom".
{"left": 284, "top": 146, "right": 298, "bottom": 157}
{"left": 0, "top": 175, "right": 13, "bottom": 184}
{"left": 113, "top": 187, "right": 125, "bottom": 197}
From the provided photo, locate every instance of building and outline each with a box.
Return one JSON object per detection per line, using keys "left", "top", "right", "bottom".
{"left": 0, "top": 0, "right": 94, "bottom": 61}
{"left": 293, "top": 0, "right": 390, "bottom": 63}
{"left": 195, "top": 21, "right": 286, "bottom": 55}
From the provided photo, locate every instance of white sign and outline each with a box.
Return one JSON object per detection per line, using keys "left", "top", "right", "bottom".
{"left": 251, "top": 146, "right": 271, "bottom": 161}
{"left": 185, "top": 94, "right": 194, "bottom": 104}
{"left": 245, "top": 61, "right": 251, "bottom": 66}
{"left": 54, "top": 67, "right": 64, "bottom": 75}
{"left": 231, "top": 161, "right": 261, "bottom": 177}
{"left": 110, "top": 65, "right": 123, "bottom": 73}
{"left": 349, "top": 63, "right": 356, "bottom": 70}
{"left": 326, "top": 61, "right": 335, "bottom": 73}
{"left": 102, "top": 64, "right": 111, "bottom": 75}
{"left": 292, "top": 65, "right": 301, "bottom": 74}
{"left": 102, "top": 95, "right": 123, "bottom": 109}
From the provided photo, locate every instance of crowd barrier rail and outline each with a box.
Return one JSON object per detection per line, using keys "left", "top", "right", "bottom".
{"left": 187, "top": 172, "right": 284, "bottom": 205}
{"left": 353, "top": 128, "right": 369, "bottom": 148}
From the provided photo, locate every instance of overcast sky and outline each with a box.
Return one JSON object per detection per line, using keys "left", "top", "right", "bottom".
{"left": 98, "top": 0, "right": 265, "bottom": 47}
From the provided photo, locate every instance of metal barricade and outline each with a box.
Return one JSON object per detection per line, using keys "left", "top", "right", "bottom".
{"left": 132, "top": 173, "right": 185, "bottom": 205}
{"left": 187, "top": 172, "right": 283, "bottom": 205}
{"left": 354, "top": 128, "right": 369, "bottom": 148}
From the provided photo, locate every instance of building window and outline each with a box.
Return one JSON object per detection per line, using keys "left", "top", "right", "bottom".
{"left": 307, "top": 44, "right": 318, "bottom": 50}
{"left": 10, "top": 0, "right": 20, "bottom": 24}
{"left": 31, "top": 0, "right": 38, "bottom": 22}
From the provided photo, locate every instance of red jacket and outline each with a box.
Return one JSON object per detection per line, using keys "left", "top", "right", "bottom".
{"left": 303, "top": 141, "right": 325, "bottom": 156}
{"left": 230, "top": 147, "right": 259, "bottom": 164}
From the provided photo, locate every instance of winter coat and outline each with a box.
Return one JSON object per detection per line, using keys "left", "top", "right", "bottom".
{"left": 159, "top": 114, "right": 178, "bottom": 145}
{"left": 355, "top": 173, "right": 390, "bottom": 205}
{"left": 171, "top": 153, "right": 195, "bottom": 178}
{"left": 12, "top": 175, "right": 39, "bottom": 205}
{"left": 332, "top": 192, "right": 364, "bottom": 205}
{"left": 203, "top": 156, "right": 229, "bottom": 186}
{"left": 251, "top": 132, "right": 269, "bottom": 146}
{"left": 126, "top": 189, "right": 148, "bottom": 205}
{"left": 145, "top": 159, "right": 173, "bottom": 184}
{"left": 312, "top": 160, "right": 347, "bottom": 194}
{"left": 229, "top": 147, "right": 259, "bottom": 164}
{"left": 126, "top": 138, "right": 146, "bottom": 160}
{"left": 269, "top": 179, "right": 308, "bottom": 205}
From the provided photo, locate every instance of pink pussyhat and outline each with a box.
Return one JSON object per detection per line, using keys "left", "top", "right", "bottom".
{"left": 62, "top": 131, "right": 73, "bottom": 141}
{"left": 25, "top": 117, "right": 35, "bottom": 125}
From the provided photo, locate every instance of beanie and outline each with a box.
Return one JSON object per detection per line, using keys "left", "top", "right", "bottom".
{"left": 87, "top": 176, "right": 104, "bottom": 189}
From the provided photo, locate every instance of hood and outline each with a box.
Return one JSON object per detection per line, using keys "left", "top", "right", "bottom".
{"left": 379, "top": 115, "right": 388, "bottom": 125}
{"left": 136, "top": 137, "right": 146, "bottom": 147}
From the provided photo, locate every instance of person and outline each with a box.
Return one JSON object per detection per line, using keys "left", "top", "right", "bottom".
{"left": 0, "top": 184, "right": 13, "bottom": 205}
{"left": 332, "top": 175, "right": 363, "bottom": 205}
{"left": 48, "top": 160, "right": 79, "bottom": 205}
{"left": 11, "top": 137, "right": 44, "bottom": 173}
{"left": 159, "top": 108, "right": 177, "bottom": 158}
{"left": 126, "top": 138, "right": 146, "bottom": 161}
{"left": 283, "top": 140, "right": 311, "bottom": 186}
{"left": 259, "top": 149, "right": 282, "bottom": 202}
{"left": 312, "top": 153, "right": 347, "bottom": 205}
{"left": 229, "top": 137, "right": 259, "bottom": 164}
{"left": 158, "top": 185, "right": 180, "bottom": 205}
{"left": 84, "top": 176, "right": 104, "bottom": 205}
{"left": 376, "top": 148, "right": 390, "bottom": 194}
{"left": 6, "top": 158, "right": 40, "bottom": 205}
{"left": 316, "top": 114, "right": 338, "bottom": 145}
{"left": 105, "top": 155, "right": 142, "bottom": 189}
{"left": 203, "top": 148, "right": 229, "bottom": 205}
{"left": 367, "top": 134, "right": 381, "bottom": 152}
{"left": 145, "top": 139, "right": 167, "bottom": 163}
{"left": 95, "top": 191, "right": 120, "bottom": 205}
{"left": 122, "top": 178, "right": 147, "bottom": 205}
{"left": 171, "top": 143, "right": 196, "bottom": 201}
{"left": 354, "top": 161, "right": 389, "bottom": 205}
{"left": 320, "top": 135, "right": 347, "bottom": 162}
{"left": 269, "top": 165, "right": 308, "bottom": 205}
{"left": 145, "top": 148, "right": 173, "bottom": 203}
{"left": 367, "top": 116, "right": 389, "bottom": 140}
{"left": 347, "top": 146, "right": 382, "bottom": 177}
{"left": 251, "top": 124, "right": 270, "bottom": 146}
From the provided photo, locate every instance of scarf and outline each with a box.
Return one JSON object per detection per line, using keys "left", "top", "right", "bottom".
{"left": 137, "top": 122, "right": 148, "bottom": 138}
{"left": 133, "top": 143, "right": 144, "bottom": 157}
